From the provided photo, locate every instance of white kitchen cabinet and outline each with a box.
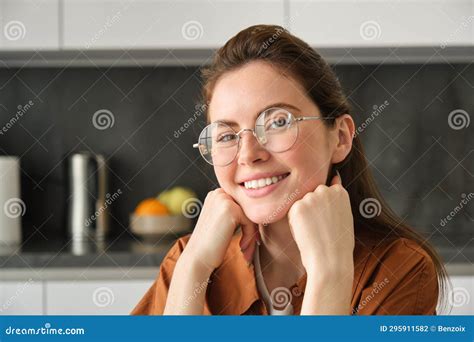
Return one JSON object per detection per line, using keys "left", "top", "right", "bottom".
{"left": 0, "top": 280, "right": 43, "bottom": 315}
{"left": 1, "top": 272, "right": 473, "bottom": 315}
{"left": 62, "top": 0, "right": 285, "bottom": 50}
{"left": 0, "top": 0, "right": 60, "bottom": 50}
{"left": 45, "top": 280, "right": 153, "bottom": 315}
{"left": 288, "top": 0, "right": 473, "bottom": 48}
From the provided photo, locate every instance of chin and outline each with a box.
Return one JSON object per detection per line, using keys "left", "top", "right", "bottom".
{"left": 240, "top": 201, "right": 291, "bottom": 225}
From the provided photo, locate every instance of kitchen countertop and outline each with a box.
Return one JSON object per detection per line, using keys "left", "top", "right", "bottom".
{"left": 0, "top": 235, "right": 472, "bottom": 280}
{"left": 0, "top": 236, "right": 176, "bottom": 269}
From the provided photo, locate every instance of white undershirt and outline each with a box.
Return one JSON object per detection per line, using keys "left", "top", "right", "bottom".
{"left": 253, "top": 244, "right": 294, "bottom": 315}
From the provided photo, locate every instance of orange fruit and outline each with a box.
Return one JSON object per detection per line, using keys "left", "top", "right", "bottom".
{"left": 135, "top": 198, "right": 170, "bottom": 216}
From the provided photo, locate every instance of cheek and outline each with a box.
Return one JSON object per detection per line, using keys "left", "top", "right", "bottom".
{"left": 214, "top": 166, "right": 236, "bottom": 194}
{"left": 286, "top": 136, "right": 332, "bottom": 192}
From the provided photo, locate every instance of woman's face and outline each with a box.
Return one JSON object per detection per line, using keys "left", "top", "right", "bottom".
{"left": 208, "top": 61, "right": 337, "bottom": 224}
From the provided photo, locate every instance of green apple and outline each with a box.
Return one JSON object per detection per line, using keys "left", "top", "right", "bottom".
{"left": 158, "top": 186, "right": 197, "bottom": 215}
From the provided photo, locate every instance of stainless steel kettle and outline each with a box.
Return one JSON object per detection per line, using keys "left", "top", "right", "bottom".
{"left": 67, "top": 152, "right": 109, "bottom": 242}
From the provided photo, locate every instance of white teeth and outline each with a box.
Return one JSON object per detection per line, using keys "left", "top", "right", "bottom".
{"left": 243, "top": 174, "right": 288, "bottom": 190}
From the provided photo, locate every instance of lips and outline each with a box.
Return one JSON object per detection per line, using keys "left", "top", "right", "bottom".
{"left": 242, "top": 173, "right": 290, "bottom": 189}
{"left": 238, "top": 172, "right": 290, "bottom": 198}
{"left": 237, "top": 172, "right": 290, "bottom": 185}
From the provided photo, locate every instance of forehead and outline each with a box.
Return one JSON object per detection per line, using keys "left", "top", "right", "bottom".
{"left": 207, "top": 61, "right": 308, "bottom": 126}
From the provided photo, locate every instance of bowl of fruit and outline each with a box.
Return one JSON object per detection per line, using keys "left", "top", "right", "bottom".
{"left": 130, "top": 186, "right": 198, "bottom": 242}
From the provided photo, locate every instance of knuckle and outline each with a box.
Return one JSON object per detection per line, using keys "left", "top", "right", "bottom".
{"left": 290, "top": 200, "right": 303, "bottom": 213}
{"left": 315, "top": 184, "right": 327, "bottom": 192}
{"left": 314, "top": 185, "right": 328, "bottom": 196}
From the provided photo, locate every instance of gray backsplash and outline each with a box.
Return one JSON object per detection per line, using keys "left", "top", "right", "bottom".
{"left": 0, "top": 63, "right": 472, "bottom": 247}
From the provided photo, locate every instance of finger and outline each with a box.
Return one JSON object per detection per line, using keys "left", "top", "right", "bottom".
{"left": 239, "top": 224, "right": 258, "bottom": 251}
{"left": 330, "top": 171, "right": 342, "bottom": 186}
{"left": 242, "top": 238, "right": 256, "bottom": 264}
{"left": 240, "top": 226, "right": 258, "bottom": 263}
{"left": 256, "top": 227, "right": 262, "bottom": 246}
{"left": 238, "top": 209, "right": 258, "bottom": 251}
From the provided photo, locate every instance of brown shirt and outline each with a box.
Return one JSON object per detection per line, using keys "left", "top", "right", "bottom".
{"left": 131, "top": 229, "right": 439, "bottom": 315}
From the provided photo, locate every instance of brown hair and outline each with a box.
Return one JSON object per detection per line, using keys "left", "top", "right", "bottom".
{"left": 200, "top": 24, "right": 447, "bottom": 311}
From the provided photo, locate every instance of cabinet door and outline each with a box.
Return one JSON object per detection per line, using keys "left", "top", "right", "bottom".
{"left": 0, "top": 0, "right": 59, "bottom": 50}
{"left": 62, "top": 0, "right": 285, "bottom": 49}
{"left": 0, "top": 280, "right": 43, "bottom": 315}
{"left": 288, "top": 0, "right": 473, "bottom": 48}
{"left": 45, "top": 280, "right": 153, "bottom": 315}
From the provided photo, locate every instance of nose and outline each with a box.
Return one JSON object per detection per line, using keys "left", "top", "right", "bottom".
{"left": 237, "top": 130, "right": 270, "bottom": 166}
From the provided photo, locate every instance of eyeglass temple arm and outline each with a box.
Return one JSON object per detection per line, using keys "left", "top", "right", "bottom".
{"left": 296, "top": 116, "right": 331, "bottom": 122}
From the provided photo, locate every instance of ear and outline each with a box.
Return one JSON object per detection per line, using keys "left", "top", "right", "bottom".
{"left": 330, "top": 114, "right": 355, "bottom": 164}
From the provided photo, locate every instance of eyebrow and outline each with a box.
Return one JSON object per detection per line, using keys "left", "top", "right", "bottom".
{"left": 213, "top": 102, "right": 301, "bottom": 127}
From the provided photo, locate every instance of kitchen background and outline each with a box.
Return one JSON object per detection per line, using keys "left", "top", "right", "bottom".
{"left": 0, "top": 64, "right": 472, "bottom": 243}
{"left": 0, "top": 0, "right": 472, "bottom": 315}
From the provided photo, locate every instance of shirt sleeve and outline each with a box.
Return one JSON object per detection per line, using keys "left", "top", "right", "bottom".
{"left": 354, "top": 238, "right": 439, "bottom": 315}
{"left": 130, "top": 237, "right": 186, "bottom": 315}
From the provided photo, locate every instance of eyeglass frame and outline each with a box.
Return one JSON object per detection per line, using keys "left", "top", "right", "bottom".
{"left": 192, "top": 107, "right": 332, "bottom": 166}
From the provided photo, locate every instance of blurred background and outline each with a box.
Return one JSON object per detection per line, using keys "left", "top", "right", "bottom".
{"left": 0, "top": 0, "right": 472, "bottom": 315}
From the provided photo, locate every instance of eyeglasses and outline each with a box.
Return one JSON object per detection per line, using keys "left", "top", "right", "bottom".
{"left": 193, "top": 107, "right": 331, "bottom": 166}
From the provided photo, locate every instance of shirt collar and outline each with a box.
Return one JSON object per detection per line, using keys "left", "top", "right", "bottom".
{"left": 207, "top": 229, "right": 379, "bottom": 315}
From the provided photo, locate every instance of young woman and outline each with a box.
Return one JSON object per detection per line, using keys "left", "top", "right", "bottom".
{"left": 132, "top": 25, "right": 447, "bottom": 315}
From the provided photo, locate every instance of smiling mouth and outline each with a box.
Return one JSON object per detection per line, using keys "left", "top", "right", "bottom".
{"left": 239, "top": 173, "right": 290, "bottom": 190}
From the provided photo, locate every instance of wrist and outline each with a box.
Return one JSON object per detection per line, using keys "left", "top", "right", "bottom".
{"left": 177, "top": 251, "right": 215, "bottom": 278}
{"left": 305, "top": 260, "right": 354, "bottom": 283}
{"left": 306, "top": 268, "right": 354, "bottom": 302}
{"left": 303, "top": 271, "right": 353, "bottom": 315}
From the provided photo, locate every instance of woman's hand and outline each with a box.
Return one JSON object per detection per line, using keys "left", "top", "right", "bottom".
{"left": 288, "top": 173, "right": 355, "bottom": 314}
{"left": 182, "top": 188, "right": 260, "bottom": 272}
{"left": 287, "top": 173, "right": 355, "bottom": 278}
